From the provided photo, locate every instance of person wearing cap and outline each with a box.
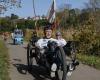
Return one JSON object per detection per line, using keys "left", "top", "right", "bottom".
{"left": 56, "top": 31, "right": 67, "bottom": 47}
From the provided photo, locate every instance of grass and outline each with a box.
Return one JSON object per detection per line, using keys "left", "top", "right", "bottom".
{"left": 77, "top": 53, "right": 100, "bottom": 70}
{"left": 0, "top": 40, "right": 10, "bottom": 80}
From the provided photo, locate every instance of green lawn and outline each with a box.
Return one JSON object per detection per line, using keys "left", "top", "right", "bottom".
{"left": 77, "top": 53, "right": 100, "bottom": 70}
{"left": 0, "top": 40, "right": 10, "bottom": 80}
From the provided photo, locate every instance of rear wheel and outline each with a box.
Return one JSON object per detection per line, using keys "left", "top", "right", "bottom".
{"left": 56, "top": 46, "right": 67, "bottom": 80}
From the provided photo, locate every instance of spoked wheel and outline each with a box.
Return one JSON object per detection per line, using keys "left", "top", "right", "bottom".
{"left": 56, "top": 46, "right": 67, "bottom": 80}
{"left": 34, "top": 47, "right": 41, "bottom": 65}
{"left": 27, "top": 44, "right": 33, "bottom": 69}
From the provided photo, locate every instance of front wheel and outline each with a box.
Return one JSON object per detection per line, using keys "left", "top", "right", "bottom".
{"left": 27, "top": 44, "right": 33, "bottom": 69}
{"left": 56, "top": 46, "right": 67, "bottom": 80}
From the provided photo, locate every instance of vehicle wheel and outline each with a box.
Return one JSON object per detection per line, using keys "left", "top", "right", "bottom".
{"left": 21, "top": 42, "right": 23, "bottom": 45}
{"left": 56, "top": 46, "right": 67, "bottom": 80}
{"left": 27, "top": 44, "right": 33, "bottom": 69}
{"left": 13, "top": 39, "right": 15, "bottom": 45}
{"left": 34, "top": 47, "right": 41, "bottom": 65}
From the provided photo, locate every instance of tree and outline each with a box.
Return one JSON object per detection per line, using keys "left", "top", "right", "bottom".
{"left": 68, "top": 9, "right": 77, "bottom": 27}
{"left": 0, "top": 0, "right": 21, "bottom": 14}
{"left": 85, "top": 0, "right": 100, "bottom": 32}
{"left": 0, "top": 18, "right": 12, "bottom": 31}
{"left": 56, "top": 4, "right": 72, "bottom": 28}
{"left": 79, "top": 9, "right": 90, "bottom": 25}
{"left": 11, "top": 13, "right": 19, "bottom": 19}
{"left": 88, "top": 0, "right": 100, "bottom": 12}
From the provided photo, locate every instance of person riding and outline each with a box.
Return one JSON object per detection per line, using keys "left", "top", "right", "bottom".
{"left": 35, "top": 25, "right": 63, "bottom": 78}
{"left": 56, "top": 31, "right": 67, "bottom": 47}
{"left": 56, "top": 31, "right": 80, "bottom": 76}
{"left": 35, "top": 25, "right": 79, "bottom": 77}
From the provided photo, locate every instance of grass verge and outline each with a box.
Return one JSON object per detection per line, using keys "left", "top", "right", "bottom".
{"left": 0, "top": 40, "right": 10, "bottom": 80}
{"left": 77, "top": 53, "right": 100, "bottom": 70}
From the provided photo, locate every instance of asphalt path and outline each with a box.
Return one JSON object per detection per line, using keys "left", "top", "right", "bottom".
{"left": 6, "top": 39, "right": 100, "bottom": 80}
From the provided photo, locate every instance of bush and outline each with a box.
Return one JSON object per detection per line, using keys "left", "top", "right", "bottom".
{"left": 77, "top": 54, "right": 100, "bottom": 70}
{"left": 24, "top": 29, "right": 33, "bottom": 41}
{"left": 73, "top": 25, "right": 100, "bottom": 56}
{"left": 0, "top": 40, "right": 10, "bottom": 80}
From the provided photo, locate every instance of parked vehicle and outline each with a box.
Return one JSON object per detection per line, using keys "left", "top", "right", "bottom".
{"left": 13, "top": 29, "right": 23, "bottom": 45}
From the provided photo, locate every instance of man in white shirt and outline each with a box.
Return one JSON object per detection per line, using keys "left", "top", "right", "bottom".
{"left": 35, "top": 26, "right": 79, "bottom": 77}
{"left": 35, "top": 25, "right": 57, "bottom": 49}
{"left": 35, "top": 25, "right": 60, "bottom": 78}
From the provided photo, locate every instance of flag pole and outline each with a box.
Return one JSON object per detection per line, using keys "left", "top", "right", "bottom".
{"left": 53, "top": 0, "right": 59, "bottom": 31}
{"left": 33, "top": 0, "right": 38, "bottom": 35}
{"left": 54, "top": 0, "right": 57, "bottom": 30}
{"left": 47, "top": 0, "right": 57, "bottom": 30}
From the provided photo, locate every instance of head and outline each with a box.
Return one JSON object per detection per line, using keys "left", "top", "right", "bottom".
{"left": 44, "top": 25, "right": 52, "bottom": 39}
{"left": 56, "top": 31, "right": 62, "bottom": 39}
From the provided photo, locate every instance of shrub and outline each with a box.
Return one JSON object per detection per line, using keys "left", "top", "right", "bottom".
{"left": 73, "top": 25, "right": 100, "bottom": 56}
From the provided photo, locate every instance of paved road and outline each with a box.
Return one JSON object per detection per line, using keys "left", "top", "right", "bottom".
{"left": 6, "top": 39, "right": 100, "bottom": 80}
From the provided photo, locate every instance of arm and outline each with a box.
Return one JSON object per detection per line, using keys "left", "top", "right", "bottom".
{"left": 35, "top": 39, "right": 43, "bottom": 49}
{"left": 57, "top": 39, "right": 67, "bottom": 47}
{"left": 35, "top": 38, "right": 49, "bottom": 49}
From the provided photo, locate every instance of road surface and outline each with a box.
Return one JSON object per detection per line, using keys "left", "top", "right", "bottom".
{"left": 6, "top": 39, "right": 100, "bottom": 80}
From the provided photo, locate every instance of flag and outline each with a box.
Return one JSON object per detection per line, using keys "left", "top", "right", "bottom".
{"left": 47, "top": 0, "right": 56, "bottom": 23}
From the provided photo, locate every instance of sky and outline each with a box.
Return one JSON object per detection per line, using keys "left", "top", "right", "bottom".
{"left": 1, "top": 0, "right": 89, "bottom": 18}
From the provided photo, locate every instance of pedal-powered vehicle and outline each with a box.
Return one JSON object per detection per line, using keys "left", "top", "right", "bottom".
{"left": 27, "top": 37, "right": 79, "bottom": 80}
{"left": 13, "top": 29, "right": 23, "bottom": 45}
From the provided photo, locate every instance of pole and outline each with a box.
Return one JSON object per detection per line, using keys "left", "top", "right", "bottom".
{"left": 33, "top": 0, "right": 38, "bottom": 34}
{"left": 33, "top": 0, "right": 36, "bottom": 17}
{"left": 53, "top": 0, "right": 57, "bottom": 30}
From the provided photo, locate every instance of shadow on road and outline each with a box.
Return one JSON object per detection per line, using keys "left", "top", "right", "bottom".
{"left": 8, "top": 42, "right": 14, "bottom": 45}
{"left": 13, "top": 64, "right": 27, "bottom": 74}
{"left": 13, "top": 64, "right": 53, "bottom": 80}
